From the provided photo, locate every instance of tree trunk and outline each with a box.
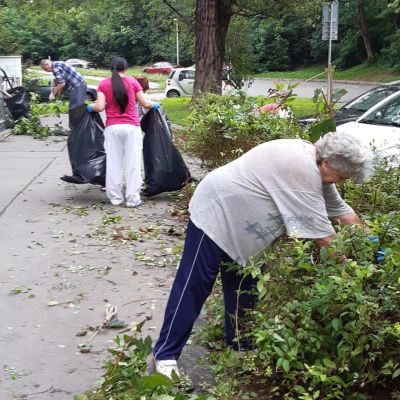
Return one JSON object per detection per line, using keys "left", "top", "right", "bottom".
{"left": 193, "top": 0, "right": 233, "bottom": 98}
{"left": 356, "top": 0, "right": 373, "bottom": 60}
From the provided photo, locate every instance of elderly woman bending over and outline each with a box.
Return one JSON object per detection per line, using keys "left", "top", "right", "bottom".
{"left": 152, "top": 132, "right": 373, "bottom": 379}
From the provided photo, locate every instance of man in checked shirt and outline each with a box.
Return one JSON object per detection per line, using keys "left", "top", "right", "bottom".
{"left": 40, "top": 59, "right": 87, "bottom": 124}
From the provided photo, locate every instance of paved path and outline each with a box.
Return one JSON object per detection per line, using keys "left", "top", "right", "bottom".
{"left": 246, "top": 78, "right": 378, "bottom": 104}
{"left": 0, "top": 122, "right": 212, "bottom": 399}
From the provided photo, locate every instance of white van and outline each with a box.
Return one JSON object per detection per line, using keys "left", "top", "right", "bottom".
{"left": 165, "top": 67, "right": 195, "bottom": 98}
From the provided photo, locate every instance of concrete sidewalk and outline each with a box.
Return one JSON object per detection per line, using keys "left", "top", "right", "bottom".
{"left": 0, "top": 126, "right": 212, "bottom": 399}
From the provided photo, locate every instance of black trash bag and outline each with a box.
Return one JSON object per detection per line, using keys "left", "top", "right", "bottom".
{"left": 0, "top": 68, "right": 30, "bottom": 121}
{"left": 4, "top": 87, "right": 31, "bottom": 121}
{"left": 60, "top": 104, "right": 106, "bottom": 186}
{"left": 141, "top": 108, "right": 192, "bottom": 197}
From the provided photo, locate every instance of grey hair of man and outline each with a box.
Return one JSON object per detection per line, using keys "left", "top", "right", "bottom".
{"left": 40, "top": 59, "right": 52, "bottom": 68}
{"left": 315, "top": 131, "right": 373, "bottom": 183}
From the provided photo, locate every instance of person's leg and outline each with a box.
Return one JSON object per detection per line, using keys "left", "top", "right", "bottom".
{"left": 220, "top": 264, "right": 258, "bottom": 349}
{"left": 104, "top": 125, "right": 124, "bottom": 205}
{"left": 154, "top": 220, "right": 228, "bottom": 361}
{"left": 124, "top": 125, "right": 143, "bottom": 207}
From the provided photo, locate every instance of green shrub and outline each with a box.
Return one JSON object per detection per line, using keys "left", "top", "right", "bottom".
{"left": 244, "top": 215, "right": 400, "bottom": 399}
{"left": 185, "top": 91, "right": 306, "bottom": 169}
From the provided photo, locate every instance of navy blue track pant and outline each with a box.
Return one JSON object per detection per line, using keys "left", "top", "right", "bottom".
{"left": 153, "top": 219, "right": 257, "bottom": 360}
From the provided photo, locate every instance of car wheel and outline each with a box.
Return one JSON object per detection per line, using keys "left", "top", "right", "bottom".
{"left": 85, "top": 92, "right": 95, "bottom": 101}
{"left": 167, "top": 90, "right": 180, "bottom": 98}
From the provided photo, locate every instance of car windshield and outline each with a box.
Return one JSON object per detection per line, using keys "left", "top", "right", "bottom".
{"left": 360, "top": 94, "right": 400, "bottom": 126}
{"left": 344, "top": 86, "right": 400, "bottom": 112}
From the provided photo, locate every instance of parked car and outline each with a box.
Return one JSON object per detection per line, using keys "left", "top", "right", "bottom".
{"left": 27, "top": 77, "right": 97, "bottom": 102}
{"left": 336, "top": 90, "right": 400, "bottom": 161}
{"left": 165, "top": 67, "right": 195, "bottom": 97}
{"left": 143, "top": 62, "right": 178, "bottom": 75}
{"left": 65, "top": 58, "right": 97, "bottom": 69}
{"left": 300, "top": 82, "right": 400, "bottom": 127}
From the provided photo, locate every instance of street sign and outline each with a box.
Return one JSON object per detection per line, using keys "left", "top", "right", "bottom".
{"left": 322, "top": 2, "right": 339, "bottom": 41}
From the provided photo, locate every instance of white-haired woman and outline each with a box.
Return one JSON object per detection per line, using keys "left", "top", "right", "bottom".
{"left": 152, "top": 132, "right": 373, "bottom": 379}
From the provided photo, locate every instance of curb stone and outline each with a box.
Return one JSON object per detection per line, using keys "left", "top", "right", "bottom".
{"left": 255, "top": 77, "right": 383, "bottom": 85}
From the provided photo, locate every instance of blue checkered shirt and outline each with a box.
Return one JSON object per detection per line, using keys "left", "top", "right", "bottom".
{"left": 53, "top": 61, "right": 85, "bottom": 89}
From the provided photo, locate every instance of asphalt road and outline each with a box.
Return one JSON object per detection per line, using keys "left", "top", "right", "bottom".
{"left": 30, "top": 69, "right": 380, "bottom": 104}
{"left": 245, "top": 78, "right": 379, "bottom": 104}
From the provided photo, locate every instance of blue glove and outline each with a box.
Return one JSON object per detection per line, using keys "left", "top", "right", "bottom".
{"left": 368, "top": 235, "right": 379, "bottom": 244}
{"left": 375, "top": 248, "right": 387, "bottom": 263}
{"left": 368, "top": 236, "right": 386, "bottom": 262}
{"left": 152, "top": 102, "right": 160, "bottom": 110}
{"left": 87, "top": 104, "right": 94, "bottom": 113}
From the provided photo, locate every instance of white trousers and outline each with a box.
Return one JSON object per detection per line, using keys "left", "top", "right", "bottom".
{"left": 104, "top": 124, "right": 143, "bottom": 206}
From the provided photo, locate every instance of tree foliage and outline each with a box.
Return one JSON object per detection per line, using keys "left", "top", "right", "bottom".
{"left": 2, "top": 0, "right": 400, "bottom": 90}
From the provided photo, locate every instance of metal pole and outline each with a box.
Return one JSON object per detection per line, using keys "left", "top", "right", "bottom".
{"left": 174, "top": 18, "right": 180, "bottom": 66}
{"left": 327, "top": 2, "right": 334, "bottom": 105}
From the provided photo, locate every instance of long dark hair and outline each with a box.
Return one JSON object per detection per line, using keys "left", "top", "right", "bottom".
{"left": 111, "top": 57, "right": 129, "bottom": 113}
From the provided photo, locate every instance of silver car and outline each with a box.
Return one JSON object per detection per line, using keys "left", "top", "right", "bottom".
{"left": 165, "top": 67, "right": 195, "bottom": 98}
{"left": 65, "top": 59, "right": 97, "bottom": 69}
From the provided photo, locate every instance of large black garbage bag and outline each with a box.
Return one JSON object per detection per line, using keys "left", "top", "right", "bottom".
{"left": 60, "top": 105, "right": 106, "bottom": 186}
{"left": 0, "top": 68, "right": 30, "bottom": 121}
{"left": 4, "top": 86, "right": 31, "bottom": 121}
{"left": 141, "top": 108, "right": 192, "bottom": 197}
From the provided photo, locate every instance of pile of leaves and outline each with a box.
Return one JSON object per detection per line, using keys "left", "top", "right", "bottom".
{"left": 11, "top": 93, "right": 67, "bottom": 139}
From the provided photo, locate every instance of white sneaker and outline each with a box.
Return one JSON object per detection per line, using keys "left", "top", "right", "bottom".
{"left": 154, "top": 359, "right": 180, "bottom": 379}
{"left": 126, "top": 200, "right": 142, "bottom": 208}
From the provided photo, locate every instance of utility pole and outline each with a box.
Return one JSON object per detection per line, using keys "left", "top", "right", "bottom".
{"left": 173, "top": 18, "right": 180, "bottom": 66}
{"left": 322, "top": 2, "right": 339, "bottom": 110}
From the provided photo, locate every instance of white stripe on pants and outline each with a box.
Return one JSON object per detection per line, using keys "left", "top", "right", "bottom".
{"left": 104, "top": 124, "right": 143, "bottom": 205}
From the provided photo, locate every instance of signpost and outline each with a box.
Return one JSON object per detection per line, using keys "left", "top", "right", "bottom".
{"left": 322, "top": 1, "right": 339, "bottom": 106}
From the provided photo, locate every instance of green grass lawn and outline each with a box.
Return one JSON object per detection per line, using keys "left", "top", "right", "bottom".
{"left": 161, "top": 96, "right": 316, "bottom": 126}
{"left": 256, "top": 63, "right": 400, "bottom": 83}
{"left": 160, "top": 98, "right": 192, "bottom": 125}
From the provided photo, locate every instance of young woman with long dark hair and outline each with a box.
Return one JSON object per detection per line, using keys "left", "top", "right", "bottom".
{"left": 87, "top": 57, "right": 159, "bottom": 207}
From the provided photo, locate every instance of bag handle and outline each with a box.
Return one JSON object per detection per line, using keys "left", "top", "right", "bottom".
{"left": 0, "top": 67, "right": 14, "bottom": 89}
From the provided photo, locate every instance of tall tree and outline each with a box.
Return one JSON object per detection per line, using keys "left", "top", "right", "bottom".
{"left": 356, "top": 0, "right": 373, "bottom": 60}
{"left": 193, "top": 0, "right": 233, "bottom": 96}
{"left": 191, "top": 0, "right": 323, "bottom": 97}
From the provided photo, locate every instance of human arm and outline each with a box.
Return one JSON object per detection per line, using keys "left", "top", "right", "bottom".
{"left": 87, "top": 91, "right": 106, "bottom": 113}
{"left": 314, "top": 232, "right": 336, "bottom": 248}
{"left": 53, "top": 82, "right": 65, "bottom": 97}
{"left": 332, "top": 212, "right": 363, "bottom": 226}
{"left": 136, "top": 90, "right": 159, "bottom": 109}
{"left": 51, "top": 64, "right": 66, "bottom": 97}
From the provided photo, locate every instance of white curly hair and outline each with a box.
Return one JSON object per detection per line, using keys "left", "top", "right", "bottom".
{"left": 315, "top": 131, "right": 373, "bottom": 182}
{"left": 40, "top": 59, "right": 52, "bottom": 68}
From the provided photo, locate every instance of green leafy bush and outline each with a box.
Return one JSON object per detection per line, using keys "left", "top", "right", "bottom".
{"left": 244, "top": 220, "right": 400, "bottom": 399}
{"left": 185, "top": 91, "right": 306, "bottom": 169}
{"left": 79, "top": 330, "right": 212, "bottom": 400}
